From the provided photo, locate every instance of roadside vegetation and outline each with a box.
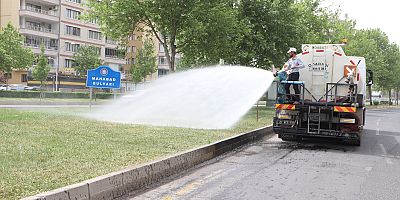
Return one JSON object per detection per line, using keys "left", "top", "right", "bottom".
{"left": 0, "top": 107, "right": 273, "bottom": 199}
{"left": 87, "top": 0, "right": 400, "bottom": 103}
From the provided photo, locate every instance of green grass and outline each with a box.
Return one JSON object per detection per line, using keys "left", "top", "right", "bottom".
{"left": 0, "top": 106, "right": 274, "bottom": 199}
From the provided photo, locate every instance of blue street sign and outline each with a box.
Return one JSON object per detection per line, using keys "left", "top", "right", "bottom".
{"left": 86, "top": 66, "right": 121, "bottom": 89}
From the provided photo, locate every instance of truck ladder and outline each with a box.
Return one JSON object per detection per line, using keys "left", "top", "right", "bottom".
{"left": 307, "top": 106, "right": 321, "bottom": 134}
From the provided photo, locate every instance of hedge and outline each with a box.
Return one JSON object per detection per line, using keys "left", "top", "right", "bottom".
{"left": 0, "top": 90, "right": 120, "bottom": 99}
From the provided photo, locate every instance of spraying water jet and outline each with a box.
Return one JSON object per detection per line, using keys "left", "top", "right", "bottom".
{"left": 86, "top": 66, "right": 274, "bottom": 129}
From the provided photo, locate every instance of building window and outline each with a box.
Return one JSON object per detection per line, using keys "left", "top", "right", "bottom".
{"left": 88, "top": 30, "right": 102, "bottom": 40}
{"left": 66, "top": 0, "right": 81, "bottom": 4}
{"left": 26, "top": 3, "right": 41, "bottom": 11}
{"left": 66, "top": 8, "right": 81, "bottom": 20}
{"left": 127, "top": 46, "right": 136, "bottom": 53}
{"left": 126, "top": 58, "right": 136, "bottom": 65}
{"left": 89, "top": 18, "right": 98, "bottom": 24}
{"left": 129, "top": 34, "right": 136, "bottom": 41}
{"left": 65, "top": 25, "right": 80, "bottom": 36}
{"left": 158, "top": 69, "right": 169, "bottom": 77}
{"left": 65, "top": 42, "right": 80, "bottom": 52}
{"left": 26, "top": 21, "right": 41, "bottom": 29}
{"left": 65, "top": 59, "right": 75, "bottom": 68}
{"left": 159, "top": 44, "right": 165, "bottom": 53}
{"left": 105, "top": 36, "right": 117, "bottom": 44}
{"left": 106, "top": 48, "right": 117, "bottom": 58}
{"left": 95, "top": 47, "right": 101, "bottom": 55}
{"left": 159, "top": 56, "right": 167, "bottom": 65}
{"left": 25, "top": 36, "right": 41, "bottom": 47}
{"left": 24, "top": 36, "right": 58, "bottom": 50}
{"left": 21, "top": 74, "right": 28, "bottom": 83}
{"left": 106, "top": 48, "right": 125, "bottom": 59}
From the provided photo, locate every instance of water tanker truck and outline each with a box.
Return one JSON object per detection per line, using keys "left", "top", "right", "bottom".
{"left": 273, "top": 44, "right": 373, "bottom": 146}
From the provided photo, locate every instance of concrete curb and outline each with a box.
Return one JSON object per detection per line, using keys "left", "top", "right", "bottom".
{"left": 22, "top": 125, "right": 273, "bottom": 200}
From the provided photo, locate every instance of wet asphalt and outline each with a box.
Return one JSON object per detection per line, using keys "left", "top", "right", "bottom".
{"left": 126, "top": 108, "right": 400, "bottom": 200}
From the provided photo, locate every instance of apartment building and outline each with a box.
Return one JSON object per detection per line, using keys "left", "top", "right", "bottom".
{"left": 0, "top": 0, "right": 126, "bottom": 85}
{"left": 124, "top": 32, "right": 174, "bottom": 78}
{"left": 60, "top": 0, "right": 125, "bottom": 74}
{"left": 1, "top": 0, "right": 176, "bottom": 89}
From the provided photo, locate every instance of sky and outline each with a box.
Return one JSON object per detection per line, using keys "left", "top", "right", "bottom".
{"left": 321, "top": 0, "right": 400, "bottom": 45}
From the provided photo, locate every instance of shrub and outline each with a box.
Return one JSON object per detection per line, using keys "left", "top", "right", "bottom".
{"left": 0, "top": 90, "right": 120, "bottom": 99}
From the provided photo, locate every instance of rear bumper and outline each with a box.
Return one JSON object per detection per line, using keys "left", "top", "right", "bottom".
{"left": 273, "top": 115, "right": 361, "bottom": 139}
{"left": 273, "top": 102, "right": 362, "bottom": 140}
{"left": 273, "top": 126, "right": 360, "bottom": 139}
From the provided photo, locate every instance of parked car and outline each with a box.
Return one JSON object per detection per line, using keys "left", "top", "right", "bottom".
{"left": 24, "top": 86, "right": 40, "bottom": 91}
{"left": 9, "top": 84, "right": 25, "bottom": 91}
{"left": 0, "top": 84, "right": 10, "bottom": 91}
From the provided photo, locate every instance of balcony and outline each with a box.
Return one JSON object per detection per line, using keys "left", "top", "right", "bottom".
{"left": 106, "top": 39, "right": 117, "bottom": 45}
{"left": 37, "top": 0, "right": 60, "bottom": 5}
{"left": 20, "top": 25, "right": 59, "bottom": 39}
{"left": 20, "top": 6, "right": 59, "bottom": 22}
{"left": 24, "top": 42, "right": 58, "bottom": 56}
{"left": 105, "top": 55, "right": 126, "bottom": 65}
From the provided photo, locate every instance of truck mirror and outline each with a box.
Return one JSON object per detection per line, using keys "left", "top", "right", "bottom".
{"left": 367, "top": 70, "right": 373, "bottom": 86}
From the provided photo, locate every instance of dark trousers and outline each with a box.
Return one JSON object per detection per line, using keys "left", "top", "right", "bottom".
{"left": 285, "top": 72, "right": 300, "bottom": 101}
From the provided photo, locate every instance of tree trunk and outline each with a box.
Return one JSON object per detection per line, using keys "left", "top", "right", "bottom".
{"left": 4, "top": 72, "right": 9, "bottom": 89}
{"left": 389, "top": 89, "right": 392, "bottom": 105}
{"left": 40, "top": 81, "right": 43, "bottom": 101}
{"left": 170, "top": 33, "right": 177, "bottom": 73}
{"left": 147, "top": 20, "right": 176, "bottom": 74}
{"left": 397, "top": 89, "right": 399, "bottom": 105}
{"left": 161, "top": 35, "right": 175, "bottom": 73}
{"left": 368, "top": 85, "right": 372, "bottom": 106}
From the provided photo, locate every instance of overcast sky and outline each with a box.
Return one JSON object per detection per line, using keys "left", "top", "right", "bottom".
{"left": 321, "top": 0, "right": 400, "bottom": 45}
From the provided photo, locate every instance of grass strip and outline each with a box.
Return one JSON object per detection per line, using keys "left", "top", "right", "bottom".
{"left": 0, "top": 107, "right": 274, "bottom": 199}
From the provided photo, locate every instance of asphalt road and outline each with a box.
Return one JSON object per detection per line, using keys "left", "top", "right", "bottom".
{"left": 126, "top": 108, "right": 400, "bottom": 200}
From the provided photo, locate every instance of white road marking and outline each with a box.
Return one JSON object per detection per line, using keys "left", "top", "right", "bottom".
{"left": 376, "top": 118, "right": 381, "bottom": 135}
{"left": 379, "top": 144, "right": 393, "bottom": 165}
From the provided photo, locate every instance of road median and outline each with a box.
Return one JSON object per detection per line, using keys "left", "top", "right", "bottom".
{"left": 22, "top": 125, "right": 273, "bottom": 200}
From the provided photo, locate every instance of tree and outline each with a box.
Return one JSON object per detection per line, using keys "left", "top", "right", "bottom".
{"left": 384, "top": 43, "right": 400, "bottom": 104}
{"left": 0, "top": 23, "right": 34, "bottom": 84}
{"left": 130, "top": 38, "right": 157, "bottom": 84}
{"left": 73, "top": 45, "right": 102, "bottom": 75}
{"left": 86, "top": 0, "right": 240, "bottom": 72}
{"left": 232, "top": 0, "right": 302, "bottom": 69}
{"left": 177, "top": 1, "right": 245, "bottom": 68}
{"left": 345, "top": 29, "right": 390, "bottom": 88}
{"left": 344, "top": 28, "right": 400, "bottom": 105}
{"left": 32, "top": 43, "right": 51, "bottom": 99}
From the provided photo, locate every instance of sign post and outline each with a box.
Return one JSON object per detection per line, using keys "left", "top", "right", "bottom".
{"left": 89, "top": 88, "right": 93, "bottom": 111}
{"left": 86, "top": 66, "right": 121, "bottom": 110}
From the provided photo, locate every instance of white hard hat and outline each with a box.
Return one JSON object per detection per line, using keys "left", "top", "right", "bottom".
{"left": 287, "top": 47, "right": 297, "bottom": 53}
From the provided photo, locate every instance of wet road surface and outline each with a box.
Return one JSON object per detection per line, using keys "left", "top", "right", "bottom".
{"left": 126, "top": 108, "right": 400, "bottom": 200}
